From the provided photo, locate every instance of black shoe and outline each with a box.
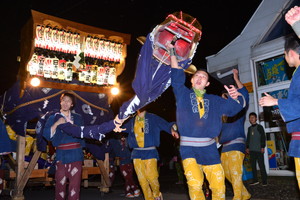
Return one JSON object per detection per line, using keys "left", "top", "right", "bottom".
{"left": 249, "top": 181, "right": 259, "bottom": 186}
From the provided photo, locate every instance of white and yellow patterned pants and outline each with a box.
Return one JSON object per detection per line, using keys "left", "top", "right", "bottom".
{"left": 295, "top": 157, "right": 300, "bottom": 190}
{"left": 182, "top": 158, "right": 225, "bottom": 200}
{"left": 133, "top": 158, "right": 161, "bottom": 200}
{"left": 221, "top": 151, "right": 251, "bottom": 200}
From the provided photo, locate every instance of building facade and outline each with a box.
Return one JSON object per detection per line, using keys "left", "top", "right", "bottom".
{"left": 206, "top": 0, "right": 298, "bottom": 176}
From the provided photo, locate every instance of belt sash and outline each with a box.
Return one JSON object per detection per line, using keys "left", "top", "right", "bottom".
{"left": 292, "top": 132, "right": 300, "bottom": 140}
{"left": 180, "top": 136, "right": 215, "bottom": 147}
{"left": 222, "top": 137, "right": 245, "bottom": 147}
{"left": 57, "top": 142, "right": 81, "bottom": 150}
{"left": 134, "top": 146, "right": 156, "bottom": 150}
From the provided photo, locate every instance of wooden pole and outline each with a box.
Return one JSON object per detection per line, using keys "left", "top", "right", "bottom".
{"left": 97, "top": 153, "right": 111, "bottom": 192}
{"left": 17, "top": 150, "right": 42, "bottom": 192}
{"left": 11, "top": 135, "right": 25, "bottom": 200}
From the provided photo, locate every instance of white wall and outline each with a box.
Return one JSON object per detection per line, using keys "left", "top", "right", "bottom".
{"left": 206, "top": 0, "right": 290, "bottom": 132}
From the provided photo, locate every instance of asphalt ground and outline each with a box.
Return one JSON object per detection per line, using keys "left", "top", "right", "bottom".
{"left": 1, "top": 166, "right": 300, "bottom": 200}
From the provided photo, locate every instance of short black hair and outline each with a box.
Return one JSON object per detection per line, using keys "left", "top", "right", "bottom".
{"left": 249, "top": 112, "right": 257, "bottom": 118}
{"left": 60, "top": 92, "right": 76, "bottom": 109}
{"left": 192, "top": 69, "right": 210, "bottom": 81}
{"left": 284, "top": 34, "right": 300, "bottom": 54}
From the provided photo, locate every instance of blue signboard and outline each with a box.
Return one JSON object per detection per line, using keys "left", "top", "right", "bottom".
{"left": 262, "top": 57, "right": 287, "bottom": 85}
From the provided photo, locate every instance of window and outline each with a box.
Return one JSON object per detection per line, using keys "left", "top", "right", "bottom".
{"left": 256, "top": 55, "right": 294, "bottom": 86}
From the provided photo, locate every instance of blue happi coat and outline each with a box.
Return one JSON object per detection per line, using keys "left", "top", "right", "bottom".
{"left": 278, "top": 66, "right": 300, "bottom": 158}
{"left": 109, "top": 137, "right": 132, "bottom": 165}
{"left": 122, "top": 112, "right": 175, "bottom": 160}
{"left": 219, "top": 87, "right": 249, "bottom": 154}
{"left": 171, "top": 68, "right": 245, "bottom": 165}
{"left": 43, "top": 111, "right": 85, "bottom": 164}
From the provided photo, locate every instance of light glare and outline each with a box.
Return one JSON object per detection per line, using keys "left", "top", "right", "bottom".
{"left": 111, "top": 87, "right": 119, "bottom": 95}
{"left": 30, "top": 77, "right": 40, "bottom": 87}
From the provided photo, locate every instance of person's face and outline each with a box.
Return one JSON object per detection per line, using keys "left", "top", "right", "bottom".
{"left": 249, "top": 115, "right": 257, "bottom": 125}
{"left": 284, "top": 50, "right": 298, "bottom": 67}
{"left": 60, "top": 95, "right": 73, "bottom": 111}
{"left": 191, "top": 71, "right": 210, "bottom": 90}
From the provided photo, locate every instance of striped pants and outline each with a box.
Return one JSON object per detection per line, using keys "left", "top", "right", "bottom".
{"left": 120, "top": 163, "right": 139, "bottom": 194}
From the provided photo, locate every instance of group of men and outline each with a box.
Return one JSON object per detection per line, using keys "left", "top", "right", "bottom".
{"left": 42, "top": 5, "right": 300, "bottom": 200}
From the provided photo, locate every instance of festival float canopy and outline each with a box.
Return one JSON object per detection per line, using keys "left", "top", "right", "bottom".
{"left": 1, "top": 10, "right": 131, "bottom": 141}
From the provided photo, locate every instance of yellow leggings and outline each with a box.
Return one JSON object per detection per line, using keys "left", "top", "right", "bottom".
{"left": 133, "top": 158, "right": 161, "bottom": 200}
{"left": 221, "top": 151, "right": 251, "bottom": 200}
{"left": 182, "top": 158, "right": 225, "bottom": 200}
{"left": 295, "top": 157, "right": 300, "bottom": 190}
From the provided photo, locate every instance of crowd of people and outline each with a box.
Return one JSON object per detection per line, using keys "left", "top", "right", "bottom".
{"left": 31, "top": 5, "right": 300, "bottom": 200}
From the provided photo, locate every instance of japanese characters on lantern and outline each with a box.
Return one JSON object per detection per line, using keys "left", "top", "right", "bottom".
{"left": 27, "top": 24, "right": 121, "bottom": 86}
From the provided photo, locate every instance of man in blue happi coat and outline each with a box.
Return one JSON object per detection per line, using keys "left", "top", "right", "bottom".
{"left": 259, "top": 5, "right": 300, "bottom": 190}
{"left": 168, "top": 43, "right": 246, "bottom": 200}
{"left": 219, "top": 69, "right": 251, "bottom": 199}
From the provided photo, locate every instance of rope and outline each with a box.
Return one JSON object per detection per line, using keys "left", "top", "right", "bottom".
{"left": 68, "top": 90, "right": 109, "bottom": 113}
{"left": 5, "top": 89, "right": 109, "bottom": 116}
{"left": 5, "top": 90, "right": 65, "bottom": 116}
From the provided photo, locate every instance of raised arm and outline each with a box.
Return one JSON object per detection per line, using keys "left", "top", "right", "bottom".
{"left": 285, "top": 6, "right": 300, "bottom": 38}
{"left": 233, "top": 69, "right": 244, "bottom": 89}
{"left": 168, "top": 43, "right": 182, "bottom": 69}
{"left": 57, "top": 116, "right": 128, "bottom": 141}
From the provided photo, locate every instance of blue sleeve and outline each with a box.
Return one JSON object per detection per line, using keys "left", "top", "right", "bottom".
{"left": 220, "top": 96, "right": 244, "bottom": 117}
{"left": 152, "top": 114, "right": 174, "bottom": 134}
{"left": 43, "top": 115, "right": 55, "bottom": 141}
{"left": 278, "top": 98, "right": 300, "bottom": 122}
{"left": 277, "top": 73, "right": 300, "bottom": 122}
{"left": 122, "top": 118, "right": 134, "bottom": 133}
{"left": 218, "top": 86, "right": 247, "bottom": 117}
{"left": 171, "top": 68, "right": 186, "bottom": 89}
{"left": 239, "top": 86, "right": 249, "bottom": 106}
{"left": 57, "top": 120, "right": 115, "bottom": 141}
{"left": 171, "top": 68, "right": 190, "bottom": 103}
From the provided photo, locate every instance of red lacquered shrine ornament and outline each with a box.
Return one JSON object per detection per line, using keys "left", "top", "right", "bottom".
{"left": 151, "top": 11, "right": 202, "bottom": 65}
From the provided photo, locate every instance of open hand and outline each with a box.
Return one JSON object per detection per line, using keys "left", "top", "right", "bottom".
{"left": 259, "top": 93, "right": 278, "bottom": 107}
{"left": 224, "top": 85, "right": 239, "bottom": 100}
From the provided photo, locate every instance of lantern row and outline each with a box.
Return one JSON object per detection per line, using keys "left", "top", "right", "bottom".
{"left": 34, "top": 25, "right": 123, "bottom": 63}
{"left": 27, "top": 54, "right": 116, "bottom": 85}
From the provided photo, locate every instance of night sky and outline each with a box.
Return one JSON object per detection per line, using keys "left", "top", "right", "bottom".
{"left": 1, "top": 0, "right": 262, "bottom": 116}
{"left": 1, "top": 0, "right": 261, "bottom": 89}
{"left": 1, "top": 0, "right": 262, "bottom": 117}
{"left": 0, "top": 0, "right": 262, "bottom": 160}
